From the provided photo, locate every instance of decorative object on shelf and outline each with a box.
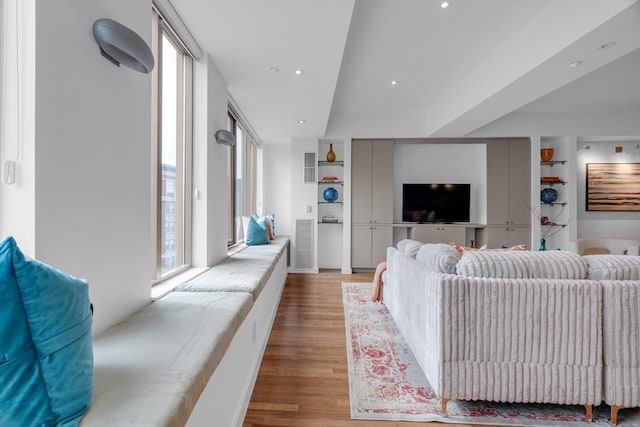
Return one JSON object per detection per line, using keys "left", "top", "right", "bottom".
{"left": 542, "top": 176, "right": 560, "bottom": 181}
{"left": 540, "top": 148, "right": 554, "bottom": 162}
{"left": 539, "top": 238, "right": 547, "bottom": 251}
{"left": 529, "top": 204, "right": 570, "bottom": 246}
{"left": 326, "top": 143, "right": 336, "bottom": 162}
{"left": 540, "top": 187, "right": 558, "bottom": 204}
{"left": 92, "top": 18, "right": 154, "bottom": 73}
{"left": 322, "top": 215, "right": 339, "bottom": 223}
{"left": 323, "top": 187, "right": 339, "bottom": 203}
{"left": 321, "top": 176, "right": 338, "bottom": 181}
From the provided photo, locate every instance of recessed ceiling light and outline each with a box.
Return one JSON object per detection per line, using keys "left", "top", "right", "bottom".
{"left": 298, "top": 119, "right": 306, "bottom": 124}
{"left": 269, "top": 66, "right": 280, "bottom": 73}
{"left": 569, "top": 60, "right": 583, "bottom": 68}
{"left": 441, "top": 0, "right": 451, "bottom": 8}
{"left": 295, "top": 69, "right": 303, "bottom": 75}
{"left": 597, "top": 41, "right": 616, "bottom": 51}
{"left": 391, "top": 80, "right": 397, "bottom": 85}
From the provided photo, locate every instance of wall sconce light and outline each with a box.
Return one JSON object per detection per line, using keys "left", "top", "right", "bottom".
{"left": 93, "top": 18, "right": 154, "bottom": 73}
{"left": 214, "top": 130, "right": 236, "bottom": 147}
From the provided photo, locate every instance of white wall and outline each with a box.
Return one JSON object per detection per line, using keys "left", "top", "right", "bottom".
{"left": 289, "top": 138, "right": 319, "bottom": 271}
{"left": 469, "top": 110, "right": 640, "bottom": 243}
{"left": 0, "top": 0, "right": 153, "bottom": 334}
{"left": 576, "top": 138, "right": 640, "bottom": 239}
{"left": 0, "top": 0, "right": 37, "bottom": 254}
{"left": 263, "top": 144, "right": 292, "bottom": 238}
{"left": 192, "top": 54, "right": 230, "bottom": 267}
{"left": 36, "top": 0, "right": 153, "bottom": 334}
{"left": 392, "top": 143, "right": 487, "bottom": 224}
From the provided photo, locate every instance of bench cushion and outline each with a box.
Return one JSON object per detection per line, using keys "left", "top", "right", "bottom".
{"left": 174, "top": 237, "right": 288, "bottom": 299}
{"left": 80, "top": 291, "right": 252, "bottom": 427}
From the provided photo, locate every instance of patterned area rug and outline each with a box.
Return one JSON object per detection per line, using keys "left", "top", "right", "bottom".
{"left": 342, "top": 282, "right": 640, "bottom": 426}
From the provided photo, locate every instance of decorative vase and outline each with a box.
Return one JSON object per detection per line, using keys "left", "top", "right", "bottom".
{"left": 323, "top": 187, "right": 338, "bottom": 203}
{"left": 326, "top": 143, "right": 336, "bottom": 162}
{"left": 540, "top": 148, "right": 554, "bottom": 162}
{"left": 540, "top": 187, "right": 558, "bottom": 204}
{"left": 539, "top": 238, "right": 547, "bottom": 251}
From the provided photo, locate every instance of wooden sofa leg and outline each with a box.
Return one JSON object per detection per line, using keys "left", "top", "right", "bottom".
{"left": 441, "top": 397, "right": 450, "bottom": 415}
{"left": 584, "top": 404, "right": 592, "bottom": 422}
{"left": 611, "top": 405, "right": 621, "bottom": 425}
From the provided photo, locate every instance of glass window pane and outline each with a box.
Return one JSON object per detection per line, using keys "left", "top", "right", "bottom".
{"left": 161, "top": 34, "right": 179, "bottom": 274}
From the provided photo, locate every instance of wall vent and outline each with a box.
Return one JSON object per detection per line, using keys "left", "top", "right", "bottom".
{"left": 294, "top": 219, "right": 314, "bottom": 269}
{"left": 303, "top": 152, "right": 316, "bottom": 183}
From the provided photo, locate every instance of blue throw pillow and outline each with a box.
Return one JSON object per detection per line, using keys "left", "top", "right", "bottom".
{"left": 0, "top": 236, "right": 93, "bottom": 427}
{"left": 246, "top": 216, "right": 270, "bottom": 246}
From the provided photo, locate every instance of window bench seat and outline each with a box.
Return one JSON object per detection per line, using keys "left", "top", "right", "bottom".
{"left": 80, "top": 237, "right": 290, "bottom": 427}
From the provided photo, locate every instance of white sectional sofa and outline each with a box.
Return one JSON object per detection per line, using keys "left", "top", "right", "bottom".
{"left": 384, "top": 240, "right": 640, "bottom": 424}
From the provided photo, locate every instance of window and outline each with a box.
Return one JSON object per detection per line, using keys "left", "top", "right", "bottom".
{"left": 152, "top": 9, "right": 193, "bottom": 279}
{"left": 226, "top": 110, "right": 259, "bottom": 246}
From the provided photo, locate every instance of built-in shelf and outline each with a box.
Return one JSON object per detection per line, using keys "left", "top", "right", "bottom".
{"left": 319, "top": 180, "right": 344, "bottom": 185}
{"left": 542, "top": 223, "right": 567, "bottom": 228}
{"left": 541, "top": 180, "right": 567, "bottom": 185}
{"left": 541, "top": 160, "right": 567, "bottom": 167}
{"left": 318, "top": 161, "right": 344, "bottom": 167}
{"left": 541, "top": 201, "right": 568, "bottom": 206}
{"left": 318, "top": 221, "right": 343, "bottom": 225}
{"left": 318, "top": 201, "right": 343, "bottom": 205}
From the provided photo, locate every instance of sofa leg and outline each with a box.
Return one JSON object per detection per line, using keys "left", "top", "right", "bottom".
{"left": 441, "top": 397, "right": 450, "bottom": 415}
{"left": 584, "top": 404, "right": 592, "bottom": 422}
{"left": 611, "top": 405, "right": 621, "bottom": 425}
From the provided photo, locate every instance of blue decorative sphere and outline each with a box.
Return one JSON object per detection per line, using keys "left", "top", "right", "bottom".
{"left": 540, "top": 187, "right": 558, "bottom": 204}
{"left": 323, "top": 187, "right": 339, "bottom": 203}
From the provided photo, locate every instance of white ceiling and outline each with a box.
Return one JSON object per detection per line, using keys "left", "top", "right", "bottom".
{"left": 170, "top": 0, "right": 640, "bottom": 144}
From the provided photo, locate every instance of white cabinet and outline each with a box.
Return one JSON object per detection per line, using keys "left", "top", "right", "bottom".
{"left": 486, "top": 140, "right": 530, "bottom": 226}
{"left": 484, "top": 139, "right": 531, "bottom": 248}
{"left": 411, "top": 225, "right": 466, "bottom": 244}
{"left": 351, "top": 139, "right": 393, "bottom": 268}
{"left": 479, "top": 226, "right": 531, "bottom": 249}
{"left": 352, "top": 140, "right": 393, "bottom": 224}
{"left": 352, "top": 225, "right": 393, "bottom": 269}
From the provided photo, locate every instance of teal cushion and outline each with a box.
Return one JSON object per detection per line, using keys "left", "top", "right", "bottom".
{"left": 246, "top": 216, "right": 270, "bottom": 246}
{"left": 0, "top": 236, "right": 93, "bottom": 427}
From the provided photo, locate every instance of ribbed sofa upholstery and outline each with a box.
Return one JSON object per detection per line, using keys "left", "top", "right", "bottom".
{"left": 384, "top": 243, "right": 605, "bottom": 421}
{"left": 591, "top": 255, "right": 640, "bottom": 424}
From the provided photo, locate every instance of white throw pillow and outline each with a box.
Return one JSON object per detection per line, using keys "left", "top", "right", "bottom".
{"left": 396, "top": 239, "right": 423, "bottom": 259}
{"left": 415, "top": 243, "right": 460, "bottom": 274}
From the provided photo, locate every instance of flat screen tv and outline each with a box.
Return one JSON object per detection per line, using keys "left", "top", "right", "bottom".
{"left": 402, "top": 183, "right": 470, "bottom": 223}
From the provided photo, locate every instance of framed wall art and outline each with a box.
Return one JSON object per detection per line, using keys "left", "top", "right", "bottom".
{"left": 586, "top": 163, "right": 640, "bottom": 211}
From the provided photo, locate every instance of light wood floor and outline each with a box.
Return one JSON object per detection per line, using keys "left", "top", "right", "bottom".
{"left": 242, "top": 271, "right": 497, "bottom": 427}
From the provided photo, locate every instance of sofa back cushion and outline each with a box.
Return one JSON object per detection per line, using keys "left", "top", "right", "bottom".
{"left": 585, "top": 254, "right": 640, "bottom": 280}
{"left": 415, "top": 243, "right": 460, "bottom": 274}
{"left": 396, "top": 239, "right": 423, "bottom": 259}
{"left": 456, "top": 250, "right": 588, "bottom": 280}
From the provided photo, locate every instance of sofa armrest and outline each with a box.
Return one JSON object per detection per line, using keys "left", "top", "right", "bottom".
{"left": 438, "top": 276, "right": 603, "bottom": 404}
